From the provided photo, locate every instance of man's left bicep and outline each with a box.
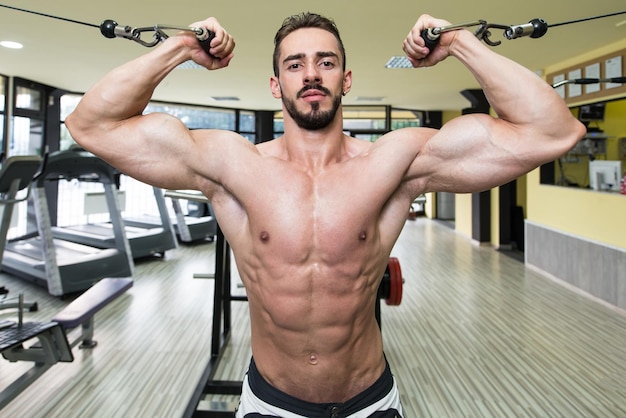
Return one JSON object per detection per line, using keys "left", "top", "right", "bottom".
{"left": 407, "top": 115, "right": 520, "bottom": 193}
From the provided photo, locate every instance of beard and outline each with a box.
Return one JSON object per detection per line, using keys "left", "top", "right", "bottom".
{"left": 282, "top": 84, "right": 342, "bottom": 131}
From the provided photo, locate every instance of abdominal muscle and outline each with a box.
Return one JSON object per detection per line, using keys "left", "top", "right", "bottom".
{"left": 239, "top": 252, "right": 387, "bottom": 403}
{"left": 210, "top": 139, "right": 409, "bottom": 403}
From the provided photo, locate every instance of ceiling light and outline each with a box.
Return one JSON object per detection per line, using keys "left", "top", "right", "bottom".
{"left": 0, "top": 41, "right": 23, "bottom": 49}
{"left": 355, "top": 96, "right": 386, "bottom": 102}
{"left": 211, "top": 96, "right": 240, "bottom": 101}
{"left": 385, "top": 56, "right": 413, "bottom": 69}
{"left": 176, "top": 60, "right": 203, "bottom": 69}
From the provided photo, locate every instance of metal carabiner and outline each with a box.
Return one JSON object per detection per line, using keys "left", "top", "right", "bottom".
{"left": 421, "top": 20, "right": 485, "bottom": 50}
{"left": 421, "top": 18, "right": 549, "bottom": 49}
{"left": 100, "top": 20, "right": 215, "bottom": 55}
{"left": 475, "top": 22, "right": 512, "bottom": 46}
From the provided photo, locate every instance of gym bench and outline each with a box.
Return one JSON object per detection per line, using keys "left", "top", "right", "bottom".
{"left": 52, "top": 277, "right": 133, "bottom": 348}
{"left": 0, "top": 277, "right": 133, "bottom": 410}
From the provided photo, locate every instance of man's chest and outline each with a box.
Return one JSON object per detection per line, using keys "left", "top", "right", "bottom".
{"left": 246, "top": 184, "right": 379, "bottom": 265}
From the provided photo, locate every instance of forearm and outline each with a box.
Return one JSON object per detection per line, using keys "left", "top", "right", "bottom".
{"left": 450, "top": 30, "right": 584, "bottom": 141}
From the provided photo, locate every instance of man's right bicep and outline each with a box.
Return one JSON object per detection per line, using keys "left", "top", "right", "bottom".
{"left": 120, "top": 114, "right": 212, "bottom": 190}
{"left": 70, "top": 111, "right": 201, "bottom": 190}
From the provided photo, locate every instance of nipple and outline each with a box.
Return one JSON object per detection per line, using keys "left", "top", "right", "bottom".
{"left": 260, "top": 231, "right": 270, "bottom": 242}
{"left": 309, "top": 353, "right": 318, "bottom": 365}
{"left": 359, "top": 231, "right": 367, "bottom": 241}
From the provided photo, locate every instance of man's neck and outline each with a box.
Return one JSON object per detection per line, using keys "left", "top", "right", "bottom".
{"left": 281, "top": 116, "right": 347, "bottom": 170}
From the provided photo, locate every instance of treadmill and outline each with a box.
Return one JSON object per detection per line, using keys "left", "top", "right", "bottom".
{"left": 0, "top": 155, "right": 42, "bottom": 262}
{"left": 1, "top": 150, "right": 134, "bottom": 296}
{"left": 0, "top": 155, "right": 43, "bottom": 310}
{"left": 52, "top": 177, "right": 178, "bottom": 259}
{"left": 124, "top": 189, "right": 217, "bottom": 244}
{"left": 164, "top": 190, "right": 217, "bottom": 243}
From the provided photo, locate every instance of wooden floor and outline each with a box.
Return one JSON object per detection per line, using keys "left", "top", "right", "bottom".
{"left": 1, "top": 218, "right": 625, "bottom": 417}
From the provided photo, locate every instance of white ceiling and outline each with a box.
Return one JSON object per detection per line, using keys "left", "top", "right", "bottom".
{"left": 0, "top": 0, "right": 625, "bottom": 112}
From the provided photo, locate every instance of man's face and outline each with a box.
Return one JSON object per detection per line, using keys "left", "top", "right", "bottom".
{"left": 271, "top": 28, "right": 351, "bottom": 130}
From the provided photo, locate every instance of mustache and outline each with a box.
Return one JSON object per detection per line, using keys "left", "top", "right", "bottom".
{"left": 296, "top": 84, "right": 332, "bottom": 98}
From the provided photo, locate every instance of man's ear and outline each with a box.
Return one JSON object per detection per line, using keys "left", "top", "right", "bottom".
{"left": 342, "top": 70, "right": 353, "bottom": 96}
{"left": 270, "top": 76, "right": 282, "bottom": 98}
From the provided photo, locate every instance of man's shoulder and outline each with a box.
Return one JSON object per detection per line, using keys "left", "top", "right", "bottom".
{"left": 366, "top": 127, "right": 433, "bottom": 151}
{"left": 255, "top": 137, "right": 283, "bottom": 158}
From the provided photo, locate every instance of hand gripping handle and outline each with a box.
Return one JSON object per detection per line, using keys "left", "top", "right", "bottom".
{"left": 420, "top": 27, "right": 441, "bottom": 51}
{"left": 194, "top": 26, "right": 217, "bottom": 57}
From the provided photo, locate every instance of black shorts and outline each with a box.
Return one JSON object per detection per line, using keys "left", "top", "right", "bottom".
{"left": 236, "top": 357, "right": 403, "bottom": 417}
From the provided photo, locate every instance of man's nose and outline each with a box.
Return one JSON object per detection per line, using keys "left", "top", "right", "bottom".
{"left": 303, "top": 64, "right": 321, "bottom": 84}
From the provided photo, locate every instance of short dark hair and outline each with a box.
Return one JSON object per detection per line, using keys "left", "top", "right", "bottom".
{"left": 273, "top": 12, "right": 346, "bottom": 77}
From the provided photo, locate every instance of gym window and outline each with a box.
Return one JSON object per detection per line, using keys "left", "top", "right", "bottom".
{"left": 239, "top": 110, "right": 256, "bottom": 143}
{"left": 11, "top": 79, "right": 45, "bottom": 156}
{"left": 273, "top": 105, "right": 424, "bottom": 141}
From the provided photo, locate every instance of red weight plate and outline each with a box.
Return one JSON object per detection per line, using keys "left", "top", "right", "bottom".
{"left": 386, "top": 257, "right": 403, "bottom": 306}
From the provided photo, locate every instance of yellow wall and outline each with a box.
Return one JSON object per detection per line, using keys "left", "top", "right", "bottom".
{"left": 490, "top": 188, "right": 500, "bottom": 246}
{"left": 528, "top": 170, "right": 626, "bottom": 248}
{"left": 528, "top": 38, "right": 626, "bottom": 250}
{"left": 455, "top": 193, "right": 472, "bottom": 239}
{"left": 424, "top": 192, "right": 435, "bottom": 218}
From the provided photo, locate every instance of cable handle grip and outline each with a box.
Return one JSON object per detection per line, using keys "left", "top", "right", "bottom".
{"left": 156, "top": 24, "right": 217, "bottom": 56}
{"left": 419, "top": 20, "right": 484, "bottom": 52}
{"left": 195, "top": 27, "right": 216, "bottom": 57}
{"left": 420, "top": 28, "right": 441, "bottom": 51}
{"left": 157, "top": 24, "right": 217, "bottom": 57}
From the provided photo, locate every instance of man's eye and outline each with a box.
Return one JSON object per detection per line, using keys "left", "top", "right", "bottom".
{"left": 321, "top": 61, "right": 334, "bottom": 67}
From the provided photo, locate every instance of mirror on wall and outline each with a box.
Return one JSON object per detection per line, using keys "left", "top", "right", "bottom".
{"left": 541, "top": 98, "right": 626, "bottom": 192}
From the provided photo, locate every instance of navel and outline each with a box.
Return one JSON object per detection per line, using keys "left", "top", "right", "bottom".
{"left": 309, "top": 353, "right": 318, "bottom": 365}
{"left": 260, "top": 231, "right": 270, "bottom": 242}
